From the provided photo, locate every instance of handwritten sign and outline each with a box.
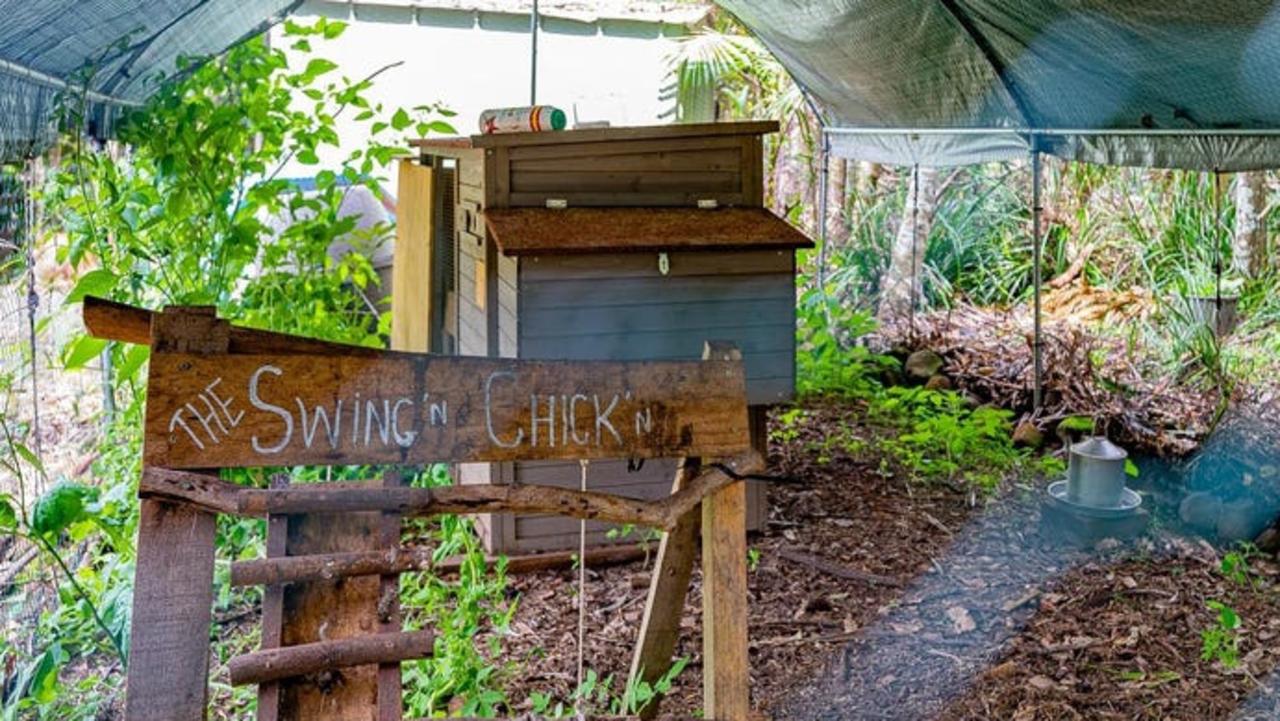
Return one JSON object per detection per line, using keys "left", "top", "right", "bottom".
{"left": 143, "top": 352, "right": 750, "bottom": 468}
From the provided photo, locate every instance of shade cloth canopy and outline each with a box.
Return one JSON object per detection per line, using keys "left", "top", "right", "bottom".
{"left": 0, "top": 0, "right": 299, "bottom": 159}
{"left": 719, "top": 1, "right": 1280, "bottom": 170}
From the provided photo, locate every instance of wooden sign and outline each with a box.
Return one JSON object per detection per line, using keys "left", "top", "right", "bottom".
{"left": 144, "top": 351, "right": 749, "bottom": 468}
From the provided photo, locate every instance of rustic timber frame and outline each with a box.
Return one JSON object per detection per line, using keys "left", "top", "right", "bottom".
{"left": 84, "top": 296, "right": 759, "bottom": 721}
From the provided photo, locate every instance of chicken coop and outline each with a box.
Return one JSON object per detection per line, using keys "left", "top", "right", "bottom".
{"left": 391, "top": 121, "right": 811, "bottom": 553}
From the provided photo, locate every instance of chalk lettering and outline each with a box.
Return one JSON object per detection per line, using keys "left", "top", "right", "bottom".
{"left": 185, "top": 401, "right": 223, "bottom": 444}
{"left": 391, "top": 398, "right": 416, "bottom": 447}
{"left": 204, "top": 378, "right": 243, "bottom": 429}
{"left": 568, "top": 394, "right": 589, "bottom": 445}
{"left": 297, "top": 399, "right": 342, "bottom": 450}
{"left": 429, "top": 399, "right": 448, "bottom": 427}
{"left": 530, "top": 394, "right": 555, "bottom": 447}
{"left": 594, "top": 393, "right": 621, "bottom": 446}
{"left": 248, "top": 365, "right": 293, "bottom": 454}
{"left": 365, "top": 399, "right": 390, "bottom": 447}
{"left": 484, "top": 371, "right": 524, "bottom": 448}
{"left": 169, "top": 408, "right": 206, "bottom": 450}
{"left": 634, "top": 407, "right": 652, "bottom": 436}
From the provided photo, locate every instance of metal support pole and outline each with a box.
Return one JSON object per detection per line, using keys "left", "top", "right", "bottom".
{"left": 816, "top": 133, "right": 830, "bottom": 309}
{"left": 1030, "top": 149, "right": 1044, "bottom": 410}
{"left": 22, "top": 156, "right": 43, "bottom": 467}
{"left": 529, "top": 0, "right": 539, "bottom": 105}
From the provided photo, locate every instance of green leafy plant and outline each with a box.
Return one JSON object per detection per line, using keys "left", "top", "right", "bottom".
{"left": 874, "top": 387, "right": 1019, "bottom": 491}
{"left": 1200, "top": 600, "right": 1242, "bottom": 668}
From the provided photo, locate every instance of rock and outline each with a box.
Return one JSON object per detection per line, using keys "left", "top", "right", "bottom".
{"left": 946, "top": 605, "right": 976, "bottom": 634}
{"left": 1028, "top": 675, "right": 1058, "bottom": 691}
{"left": 1256, "top": 524, "right": 1280, "bottom": 555}
{"left": 1217, "top": 498, "right": 1270, "bottom": 542}
{"left": 905, "top": 350, "right": 944, "bottom": 380}
{"left": 1179, "top": 492, "right": 1222, "bottom": 532}
{"left": 1012, "top": 420, "right": 1044, "bottom": 448}
{"left": 924, "top": 374, "right": 953, "bottom": 391}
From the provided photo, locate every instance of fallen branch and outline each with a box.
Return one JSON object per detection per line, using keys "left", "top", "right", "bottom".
{"left": 141, "top": 451, "right": 763, "bottom": 531}
{"left": 777, "top": 548, "right": 902, "bottom": 587}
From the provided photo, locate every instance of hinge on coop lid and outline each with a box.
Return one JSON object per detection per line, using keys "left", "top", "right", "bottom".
{"left": 658, "top": 252, "right": 670, "bottom": 276}
{"left": 545, "top": 198, "right": 568, "bottom": 209}
{"left": 697, "top": 198, "right": 718, "bottom": 209}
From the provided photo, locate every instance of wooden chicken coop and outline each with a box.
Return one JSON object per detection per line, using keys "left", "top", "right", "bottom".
{"left": 392, "top": 121, "right": 811, "bottom": 553}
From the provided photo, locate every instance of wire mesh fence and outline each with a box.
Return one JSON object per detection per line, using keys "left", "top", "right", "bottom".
{"left": 0, "top": 159, "right": 60, "bottom": 640}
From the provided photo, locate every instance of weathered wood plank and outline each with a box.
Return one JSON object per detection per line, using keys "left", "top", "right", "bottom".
{"left": 229, "top": 630, "right": 435, "bottom": 686}
{"left": 518, "top": 250, "right": 793, "bottom": 281}
{"left": 628, "top": 458, "right": 701, "bottom": 720}
{"left": 277, "top": 485, "right": 385, "bottom": 718}
{"left": 484, "top": 207, "right": 812, "bottom": 256}
{"left": 508, "top": 191, "right": 746, "bottom": 208}
{"left": 469, "top": 120, "right": 778, "bottom": 149}
{"left": 512, "top": 147, "right": 741, "bottom": 173}
{"left": 139, "top": 453, "right": 762, "bottom": 530}
{"left": 701, "top": 479, "right": 750, "bottom": 721}
{"left": 142, "top": 351, "right": 749, "bottom": 468}
{"left": 82, "top": 297, "right": 382, "bottom": 356}
{"left": 126, "top": 306, "right": 224, "bottom": 721}
{"left": 256, "top": 475, "right": 290, "bottom": 721}
{"left": 509, "top": 170, "right": 740, "bottom": 195}
{"left": 376, "top": 473, "right": 404, "bottom": 720}
{"left": 391, "top": 160, "right": 435, "bottom": 353}
{"left": 231, "top": 546, "right": 436, "bottom": 587}
{"left": 124, "top": 500, "right": 217, "bottom": 721}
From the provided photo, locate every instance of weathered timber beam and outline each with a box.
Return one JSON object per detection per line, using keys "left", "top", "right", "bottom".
{"left": 140, "top": 451, "right": 762, "bottom": 530}
{"left": 82, "top": 296, "right": 382, "bottom": 356}
{"left": 228, "top": 630, "right": 434, "bottom": 686}
{"left": 231, "top": 547, "right": 436, "bottom": 587}
{"left": 231, "top": 543, "right": 649, "bottom": 587}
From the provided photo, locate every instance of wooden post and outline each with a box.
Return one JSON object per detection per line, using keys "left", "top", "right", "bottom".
{"left": 377, "top": 471, "right": 405, "bottom": 721}
{"left": 700, "top": 342, "right": 750, "bottom": 721}
{"left": 627, "top": 457, "right": 700, "bottom": 720}
{"left": 125, "top": 307, "right": 225, "bottom": 721}
{"left": 271, "top": 479, "right": 397, "bottom": 720}
{"left": 257, "top": 474, "right": 291, "bottom": 721}
{"left": 391, "top": 160, "right": 434, "bottom": 352}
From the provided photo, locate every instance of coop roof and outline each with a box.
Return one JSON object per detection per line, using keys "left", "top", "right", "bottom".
{"left": 483, "top": 206, "right": 814, "bottom": 256}
{"left": 720, "top": 1, "right": 1280, "bottom": 170}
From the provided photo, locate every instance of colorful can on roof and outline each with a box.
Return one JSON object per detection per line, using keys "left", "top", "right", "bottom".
{"left": 478, "top": 105, "right": 567, "bottom": 135}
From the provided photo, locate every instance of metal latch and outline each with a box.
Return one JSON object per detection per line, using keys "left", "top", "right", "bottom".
{"left": 545, "top": 198, "right": 568, "bottom": 209}
{"left": 658, "top": 252, "right": 670, "bottom": 276}
{"left": 697, "top": 198, "right": 718, "bottom": 209}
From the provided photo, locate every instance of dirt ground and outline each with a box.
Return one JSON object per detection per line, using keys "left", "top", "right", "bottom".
{"left": 491, "top": 401, "right": 1280, "bottom": 720}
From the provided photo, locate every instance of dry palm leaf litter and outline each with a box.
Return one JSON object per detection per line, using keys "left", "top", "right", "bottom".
{"left": 875, "top": 282, "right": 1221, "bottom": 457}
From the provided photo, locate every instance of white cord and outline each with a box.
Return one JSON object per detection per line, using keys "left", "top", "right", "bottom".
{"left": 576, "top": 459, "right": 588, "bottom": 698}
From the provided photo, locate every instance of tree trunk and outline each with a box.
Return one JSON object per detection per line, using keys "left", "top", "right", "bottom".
{"left": 879, "top": 167, "right": 941, "bottom": 324}
{"left": 825, "top": 156, "right": 848, "bottom": 245}
{"left": 1232, "top": 172, "right": 1268, "bottom": 277}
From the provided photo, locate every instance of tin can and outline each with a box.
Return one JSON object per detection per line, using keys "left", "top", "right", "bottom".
{"left": 478, "top": 105, "right": 567, "bottom": 134}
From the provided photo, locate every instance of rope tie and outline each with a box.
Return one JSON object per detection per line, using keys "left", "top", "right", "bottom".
{"left": 575, "top": 458, "right": 589, "bottom": 702}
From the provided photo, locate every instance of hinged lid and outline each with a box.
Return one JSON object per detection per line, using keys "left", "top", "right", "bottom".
{"left": 1070, "top": 436, "right": 1128, "bottom": 461}
{"left": 483, "top": 207, "right": 814, "bottom": 256}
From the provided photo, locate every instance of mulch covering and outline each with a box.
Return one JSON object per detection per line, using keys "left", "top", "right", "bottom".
{"left": 875, "top": 290, "right": 1221, "bottom": 457}
{"left": 489, "top": 401, "right": 1280, "bottom": 720}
